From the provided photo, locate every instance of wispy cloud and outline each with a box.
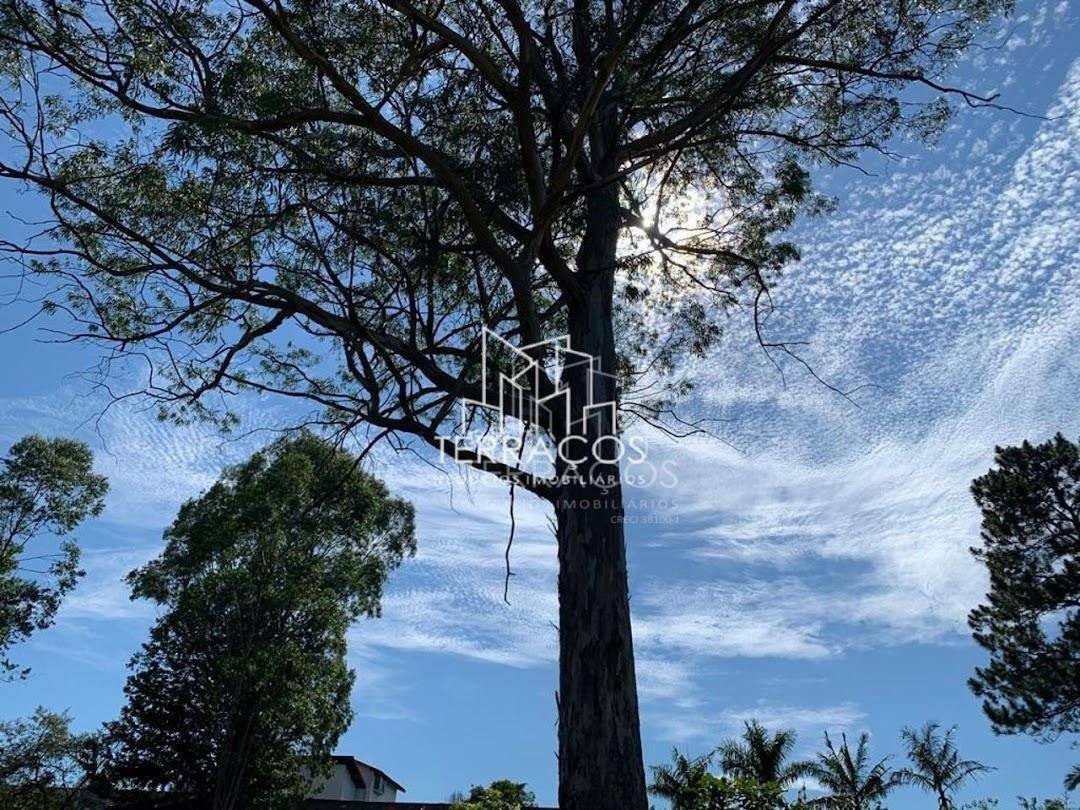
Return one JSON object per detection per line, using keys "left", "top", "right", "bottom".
{"left": 649, "top": 698, "right": 867, "bottom": 746}
{"left": 622, "top": 57, "right": 1080, "bottom": 666}
{"left": 60, "top": 546, "right": 158, "bottom": 622}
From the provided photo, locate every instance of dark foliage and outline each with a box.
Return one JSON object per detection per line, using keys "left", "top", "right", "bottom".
{"left": 0, "top": 708, "right": 105, "bottom": 809}
{"left": 102, "top": 434, "right": 415, "bottom": 810}
{"left": 0, "top": 435, "right": 108, "bottom": 678}
{"left": 968, "top": 434, "right": 1079, "bottom": 740}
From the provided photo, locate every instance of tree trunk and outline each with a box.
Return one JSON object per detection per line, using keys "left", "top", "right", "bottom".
{"left": 555, "top": 182, "right": 648, "bottom": 810}
{"left": 211, "top": 687, "right": 257, "bottom": 810}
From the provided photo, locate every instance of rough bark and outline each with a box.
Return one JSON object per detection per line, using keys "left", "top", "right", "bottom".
{"left": 554, "top": 181, "right": 648, "bottom": 810}
{"left": 555, "top": 491, "right": 645, "bottom": 810}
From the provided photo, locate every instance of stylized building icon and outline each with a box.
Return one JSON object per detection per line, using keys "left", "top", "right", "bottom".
{"left": 437, "top": 330, "right": 664, "bottom": 486}
{"left": 463, "top": 328, "right": 617, "bottom": 438}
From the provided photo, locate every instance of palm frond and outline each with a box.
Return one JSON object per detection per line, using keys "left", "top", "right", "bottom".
{"left": 1063, "top": 763, "right": 1079, "bottom": 792}
{"left": 899, "top": 723, "right": 992, "bottom": 810}
{"left": 804, "top": 731, "right": 897, "bottom": 810}
{"left": 718, "top": 719, "right": 805, "bottom": 788}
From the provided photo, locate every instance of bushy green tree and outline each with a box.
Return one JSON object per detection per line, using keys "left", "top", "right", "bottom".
{"left": 967, "top": 435, "right": 1079, "bottom": 789}
{"left": 1017, "top": 798, "right": 1074, "bottom": 810}
{"left": 699, "top": 776, "right": 792, "bottom": 810}
{"left": 0, "top": 0, "right": 1012, "bottom": 801}
{"left": 451, "top": 779, "right": 537, "bottom": 809}
{"left": 898, "top": 723, "right": 991, "bottom": 810}
{"left": 649, "top": 747, "right": 798, "bottom": 810}
{"left": 102, "top": 434, "right": 414, "bottom": 809}
{"left": 962, "top": 799, "right": 1077, "bottom": 810}
{"left": 0, "top": 707, "right": 103, "bottom": 809}
{"left": 0, "top": 435, "right": 108, "bottom": 678}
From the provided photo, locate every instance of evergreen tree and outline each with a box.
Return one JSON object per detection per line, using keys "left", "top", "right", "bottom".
{"left": 967, "top": 434, "right": 1079, "bottom": 789}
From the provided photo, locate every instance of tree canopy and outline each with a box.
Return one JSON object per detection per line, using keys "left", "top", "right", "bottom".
{"left": 718, "top": 720, "right": 810, "bottom": 789}
{"left": 0, "top": 0, "right": 1010, "bottom": 489}
{"left": 648, "top": 723, "right": 808, "bottom": 810}
{"left": 452, "top": 779, "right": 538, "bottom": 810}
{"left": 0, "top": 707, "right": 103, "bottom": 809}
{"left": 649, "top": 748, "right": 717, "bottom": 810}
{"left": 647, "top": 749, "right": 792, "bottom": 810}
{"left": 102, "top": 433, "right": 415, "bottom": 809}
{"left": 0, "top": 435, "right": 108, "bottom": 678}
{"left": 968, "top": 434, "right": 1080, "bottom": 743}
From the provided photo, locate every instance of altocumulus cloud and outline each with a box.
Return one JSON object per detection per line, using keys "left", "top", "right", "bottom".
{"left": 623, "top": 56, "right": 1079, "bottom": 675}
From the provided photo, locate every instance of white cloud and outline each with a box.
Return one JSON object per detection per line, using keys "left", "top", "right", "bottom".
{"left": 650, "top": 699, "right": 866, "bottom": 746}
{"left": 619, "top": 58, "right": 1080, "bottom": 666}
{"left": 634, "top": 579, "right": 837, "bottom": 661}
{"left": 60, "top": 546, "right": 159, "bottom": 622}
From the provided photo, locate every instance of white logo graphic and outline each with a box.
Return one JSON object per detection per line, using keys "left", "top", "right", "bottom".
{"left": 461, "top": 328, "right": 617, "bottom": 437}
{"left": 437, "top": 330, "right": 677, "bottom": 492}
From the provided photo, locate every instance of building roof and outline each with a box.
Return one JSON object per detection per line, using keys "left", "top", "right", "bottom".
{"left": 331, "top": 755, "right": 407, "bottom": 793}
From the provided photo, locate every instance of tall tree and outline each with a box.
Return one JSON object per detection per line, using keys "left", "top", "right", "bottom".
{"left": 897, "top": 723, "right": 992, "bottom": 810}
{"left": 102, "top": 434, "right": 415, "bottom": 810}
{"left": 804, "top": 732, "right": 897, "bottom": 810}
{"left": 0, "top": 0, "right": 1009, "bottom": 803}
{"left": 718, "top": 720, "right": 811, "bottom": 788}
{"left": 967, "top": 434, "right": 1079, "bottom": 767}
{"left": 0, "top": 435, "right": 108, "bottom": 678}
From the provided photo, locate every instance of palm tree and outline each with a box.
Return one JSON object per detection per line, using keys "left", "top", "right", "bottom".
{"left": 804, "top": 731, "right": 898, "bottom": 810}
{"left": 717, "top": 720, "right": 812, "bottom": 788}
{"left": 648, "top": 748, "right": 713, "bottom": 810}
{"left": 1065, "top": 763, "right": 1079, "bottom": 792}
{"left": 897, "top": 723, "right": 992, "bottom": 810}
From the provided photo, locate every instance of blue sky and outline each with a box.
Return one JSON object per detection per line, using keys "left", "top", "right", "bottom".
{"left": 1, "top": 1, "right": 1078, "bottom": 805}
